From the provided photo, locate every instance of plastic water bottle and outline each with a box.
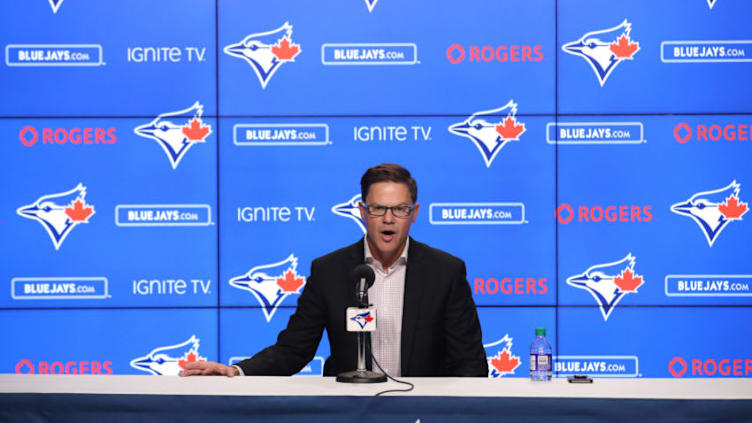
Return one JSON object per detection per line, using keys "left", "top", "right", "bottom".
{"left": 530, "top": 328, "right": 552, "bottom": 381}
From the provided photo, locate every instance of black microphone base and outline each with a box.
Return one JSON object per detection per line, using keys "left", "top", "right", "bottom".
{"left": 336, "top": 370, "right": 387, "bottom": 383}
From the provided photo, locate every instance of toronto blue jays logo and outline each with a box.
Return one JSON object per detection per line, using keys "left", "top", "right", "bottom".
{"left": 48, "top": 0, "right": 63, "bottom": 13}
{"left": 365, "top": 0, "right": 379, "bottom": 12}
{"left": 17, "top": 183, "right": 95, "bottom": 250}
{"left": 350, "top": 311, "right": 374, "bottom": 329}
{"left": 224, "top": 22, "right": 301, "bottom": 89}
{"left": 134, "top": 102, "right": 211, "bottom": 170}
{"left": 449, "top": 100, "right": 526, "bottom": 168}
{"left": 562, "top": 19, "right": 640, "bottom": 87}
{"left": 671, "top": 180, "right": 748, "bottom": 247}
{"left": 484, "top": 334, "right": 521, "bottom": 378}
{"left": 567, "top": 254, "right": 644, "bottom": 322}
{"left": 230, "top": 255, "right": 306, "bottom": 322}
{"left": 130, "top": 335, "right": 206, "bottom": 376}
{"left": 332, "top": 193, "right": 366, "bottom": 234}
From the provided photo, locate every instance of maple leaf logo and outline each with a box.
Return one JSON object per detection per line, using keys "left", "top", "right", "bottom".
{"left": 272, "top": 37, "right": 301, "bottom": 61}
{"left": 134, "top": 102, "right": 210, "bottom": 170}
{"left": 610, "top": 34, "right": 639, "bottom": 59}
{"left": 484, "top": 334, "right": 521, "bottom": 377}
{"left": 178, "top": 351, "right": 206, "bottom": 370}
{"left": 496, "top": 116, "right": 526, "bottom": 140}
{"left": 277, "top": 269, "right": 304, "bottom": 293}
{"left": 229, "top": 255, "right": 306, "bottom": 322}
{"left": 364, "top": 314, "right": 374, "bottom": 323}
{"left": 719, "top": 195, "right": 748, "bottom": 220}
{"left": 65, "top": 199, "right": 94, "bottom": 223}
{"left": 614, "top": 267, "right": 644, "bottom": 293}
{"left": 448, "top": 100, "right": 524, "bottom": 168}
{"left": 491, "top": 350, "right": 520, "bottom": 373}
{"left": 182, "top": 118, "right": 211, "bottom": 141}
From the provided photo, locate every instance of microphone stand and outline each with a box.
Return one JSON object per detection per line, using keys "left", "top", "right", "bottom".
{"left": 336, "top": 277, "right": 387, "bottom": 383}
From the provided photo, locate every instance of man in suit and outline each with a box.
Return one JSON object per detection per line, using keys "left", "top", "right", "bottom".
{"left": 182, "top": 163, "right": 488, "bottom": 377}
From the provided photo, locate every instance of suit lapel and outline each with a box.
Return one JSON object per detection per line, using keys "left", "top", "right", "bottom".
{"left": 347, "top": 238, "right": 365, "bottom": 265}
{"left": 400, "top": 238, "right": 424, "bottom": 375}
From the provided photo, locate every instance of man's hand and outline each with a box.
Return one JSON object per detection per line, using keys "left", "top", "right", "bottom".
{"left": 180, "top": 361, "right": 239, "bottom": 377}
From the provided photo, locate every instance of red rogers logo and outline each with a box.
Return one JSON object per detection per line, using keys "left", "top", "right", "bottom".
{"left": 474, "top": 277, "right": 548, "bottom": 295}
{"left": 669, "top": 357, "right": 752, "bottom": 377}
{"left": 674, "top": 123, "right": 751, "bottom": 144}
{"left": 15, "top": 359, "right": 113, "bottom": 374}
{"left": 556, "top": 204, "right": 653, "bottom": 224}
{"left": 446, "top": 44, "right": 543, "bottom": 64}
{"left": 19, "top": 126, "right": 117, "bottom": 147}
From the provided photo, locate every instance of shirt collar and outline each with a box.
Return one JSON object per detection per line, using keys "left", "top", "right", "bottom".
{"left": 364, "top": 236, "right": 409, "bottom": 269}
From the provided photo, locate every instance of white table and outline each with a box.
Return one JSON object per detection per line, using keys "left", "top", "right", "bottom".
{"left": 2, "top": 375, "right": 751, "bottom": 422}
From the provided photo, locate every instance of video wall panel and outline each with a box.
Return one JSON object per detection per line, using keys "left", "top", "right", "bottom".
{"left": 2, "top": 0, "right": 750, "bottom": 379}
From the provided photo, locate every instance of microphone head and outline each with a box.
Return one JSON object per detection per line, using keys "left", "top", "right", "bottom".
{"left": 351, "top": 264, "right": 375, "bottom": 289}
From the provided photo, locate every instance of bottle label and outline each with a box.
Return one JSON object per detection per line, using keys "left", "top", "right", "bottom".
{"left": 536, "top": 354, "right": 552, "bottom": 371}
{"left": 530, "top": 354, "right": 536, "bottom": 371}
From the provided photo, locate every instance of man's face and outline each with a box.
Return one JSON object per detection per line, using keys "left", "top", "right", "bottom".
{"left": 359, "top": 181, "right": 419, "bottom": 267}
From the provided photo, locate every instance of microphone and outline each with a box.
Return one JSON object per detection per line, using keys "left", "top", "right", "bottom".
{"left": 336, "top": 264, "right": 386, "bottom": 383}
{"left": 350, "top": 264, "right": 375, "bottom": 306}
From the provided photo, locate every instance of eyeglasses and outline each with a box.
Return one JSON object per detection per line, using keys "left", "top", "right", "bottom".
{"left": 364, "top": 203, "right": 414, "bottom": 218}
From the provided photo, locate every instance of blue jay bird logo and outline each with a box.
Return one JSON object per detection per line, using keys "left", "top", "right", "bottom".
{"left": 567, "top": 254, "right": 644, "bottom": 322}
{"left": 484, "top": 334, "right": 521, "bottom": 377}
{"left": 224, "top": 22, "right": 301, "bottom": 89}
{"left": 332, "top": 193, "right": 366, "bottom": 234}
{"left": 448, "top": 100, "right": 526, "bottom": 168}
{"left": 48, "top": 0, "right": 64, "bottom": 13}
{"left": 17, "top": 183, "right": 95, "bottom": 250}
{"left": 130, "top": 336, "right": 206, "bottom": 376}
{"left": 350, "top": 311, "right": 374, "bottom": 329}
{"left": 134, "top": 102, "right": 212, "bottom": 170}
{"left": 671, "top": 181, "right": 748, "bottom": 247}
{"left": 229, "top": 255, "right": 306, "bottom": 322}
{"left": 562, "top": 20, "right": 640, "bottom": 87}
{"left": 364, "top": 0, "right": 379, "bottom": 12}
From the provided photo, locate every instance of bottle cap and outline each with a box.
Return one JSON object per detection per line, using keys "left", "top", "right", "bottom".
{"left": 535, "top": 328, "right": 546, "bottom": 336}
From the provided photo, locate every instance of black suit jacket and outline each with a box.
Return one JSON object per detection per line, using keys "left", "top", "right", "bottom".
{"left": 237, "top": 238, "right": 488, "bottom": 377}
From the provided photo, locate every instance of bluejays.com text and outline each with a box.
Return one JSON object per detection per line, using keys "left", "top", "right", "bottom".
{"left": 127, "top": 210, "right": 200, "bottom": 222}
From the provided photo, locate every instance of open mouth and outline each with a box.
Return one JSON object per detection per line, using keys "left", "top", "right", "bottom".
{"left": 381, "top": 230, "right": 395, "bottom": 242}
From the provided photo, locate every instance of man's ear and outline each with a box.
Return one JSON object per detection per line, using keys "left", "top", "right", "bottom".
{"left": 411, "top": 203, "right": 420, "bottom": 223}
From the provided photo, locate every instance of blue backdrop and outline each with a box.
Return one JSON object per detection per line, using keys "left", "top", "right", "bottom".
{"left": 2, "top": 0, "right": 751, "bottom": 380}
